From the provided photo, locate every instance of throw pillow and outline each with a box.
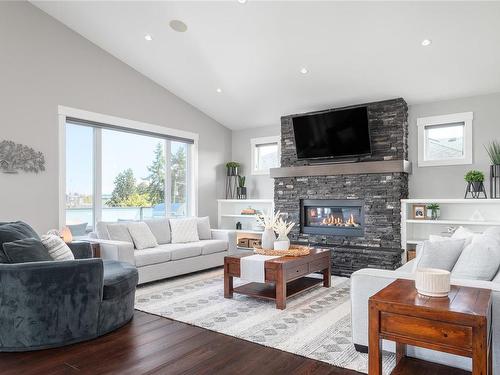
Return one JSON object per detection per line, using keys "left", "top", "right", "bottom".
{"left": 484, "top": 227, "right": 500, "bottom": 242}
{"left": 0, "top": 221, "right": 40, "bottom": 263}
{"left": 170, "top": 218, "right": 199, "bottom": 244}
{"left": 452, "top": 226, "right": 476, "bottom": 247}
{"left": 144, "top": 219, "right": 171, "bottom": 244}
{"left": 413, "top": 238, "right": 465, "bottom": 272}
{"left": 2, "top": 238, "right": 53, "bottom": 263}
{"left": 41, "top": 235, "right": 75, "bottom": 261}
{"left": 128, "top": 222, "right": 158, "bottom": 250}
{"left": 452, "top": 234, "right": 500, "bottom": 281}
{"left": 107, "top": 224, "right": 134, "bottom": 244}
{"left": 197, "top": 217, "right": 212, "bottom": 240}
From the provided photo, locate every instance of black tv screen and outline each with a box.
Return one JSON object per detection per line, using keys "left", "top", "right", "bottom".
{"left": 292, "top": 106, "right": 371, "bottom": 160}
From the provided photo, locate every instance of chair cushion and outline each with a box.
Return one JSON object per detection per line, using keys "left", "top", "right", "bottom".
{"left": 135, "top": 247, "right": 172, "bottom": 267}
{"left": 197, "top": 217, "right": 212, "bottom": 240}
{"left": 144, "top": 219, "right": 171, "bottom": 244}
{"left": 0, "top": 221, "right": 40, "bottom": 263}
{"left": 128, "top": 222, "right": 158, "bottom": 250}
{"left": 102, "top": 260, "right": 138, "bottom": 300}
{"left": 199, "top": 240, "right": 228, "bottom": 255}
{"left": 170, "top": 218, "right": 199, "bottom": 244}
{"left": 159, "top": 243, "right": 202, "bottom": 260}
{"left": 2, "top": 238, "right": 53, "bottom": 263}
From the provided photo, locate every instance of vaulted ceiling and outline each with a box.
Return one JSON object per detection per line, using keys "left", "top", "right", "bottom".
{"left": 33, "top": 1, "right": 500, "bottom": 130}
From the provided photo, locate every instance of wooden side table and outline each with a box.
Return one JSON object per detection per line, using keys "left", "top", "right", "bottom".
{"left": 369, "top": 279, "right": 491, "bottom": 375}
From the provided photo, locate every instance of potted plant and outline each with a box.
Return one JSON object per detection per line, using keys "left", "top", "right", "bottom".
{"left": 485, "top": 141, "right": 500, "bottom": 198}
{"left": 226, "top": 161, "right": 240, "bottom": 176}
{"left": 465, "top": 170, "right": 485, "bottom": 192}
{"left": 273, "top": 217, "right": 295, "bottom": 251}
{"left": 426, "top": 203, "right": 440, "bottom": 220}
{"left": 256, "top": 210, "right": 281, "bottom": 250}
{"left": 237, "top": 175, "right": 247, "bottom": 199}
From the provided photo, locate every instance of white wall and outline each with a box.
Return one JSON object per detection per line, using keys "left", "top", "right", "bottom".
{"left": 408, "top": 92, "right": 500, "bottom": 198}
{"left": 0, "top": 2, "right": 231, "bottom": 233}
{"left": 231, "top": 125, "right": 280, "bottom": 199}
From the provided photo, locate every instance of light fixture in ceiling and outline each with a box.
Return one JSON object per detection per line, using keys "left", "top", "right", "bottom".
{"left": 216, "top": 88, "right": 222, "bottom": 93}
{"left": 144, "top": 34, "right": 153, "bottom": 41}
{"left": 300, "top": 67, "right": 309, "bottom": 74}
{"left": 169, "top": 20, "right": 188, "bottom": 33}
{"left": 421, "top": 39, "right": 432, "bottom": 46}
{"left": 238, "top": 0, "right": 247, "bottom": 3}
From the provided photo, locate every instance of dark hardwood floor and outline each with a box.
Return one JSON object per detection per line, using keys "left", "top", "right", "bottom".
{"left": 0, "top": 310, "right": 360, "bottom": 375}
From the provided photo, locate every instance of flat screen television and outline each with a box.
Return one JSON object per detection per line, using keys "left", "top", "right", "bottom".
{"left": 292, "top": 106, "right": 371, "bottom": 160}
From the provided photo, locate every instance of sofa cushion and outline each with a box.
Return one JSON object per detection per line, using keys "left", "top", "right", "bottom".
{"left": 199, "top": 240, "right": 228, "bottom": 255}
{"left": 102, "top": 260, "right": 138, "bottom": 300}
{"left": 170, "top": 218, "right": 199, "bottom": 244}
{"left": 107, "top": 224, "right": 134, "bottom": 244}
{"left": 144, "top": 219, "right": 171, "bottom": 244}
{"left": 2, "top": 238, "right": 53, "bottom": 263}
{"left": 452, "top": 234, "right": 500, "bottom": 281}
{"left": 197, "top": 217, "right": 212, "bottom": 240}
{"left": 159, "top": 243, "right": 202, "bottom": 260}
{"left": 0, "top": 221, "right": 40, "bottom": 263}
{"left": 413, "top": 238, "right": 465, "bottom": 272}
{"left": 41, "top": 234, "right": 75, "bottom": 261}
{"left": 135, "top": 247, "right": 172, "bottom": 267}
{"left": 96, "top": 221, "right": 111, "bottom": 240}
{"left": 128, "top": 222, "right": 158, "bottom": 250}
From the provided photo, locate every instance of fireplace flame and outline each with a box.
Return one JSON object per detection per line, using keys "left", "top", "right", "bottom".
{"left": 321, "top": 213, "right": 359, "bottom": 227}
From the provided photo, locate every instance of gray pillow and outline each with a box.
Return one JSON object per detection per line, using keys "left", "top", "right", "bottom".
{"left": 414, "top": 239, "right": 465, "bottom": 272}
{"left": 41, "top": 234, "right": 75, "bottom": 261}
{"left": 144, "top": 219, "right": 171, "bottom": 244}
{"left": 107, "top": 224, "right": 134, "bottom": 244}
{"left": 452, "top": 234, "right": 500, "bottom": 281}
{"left": 3, "top": 238, "right": 53, "bottom": 263}
{"left": 197, "top": 217, "right": 212, "bottom": 240}
{"left": 128, "top": 222, "right": 158, "bottom": 250}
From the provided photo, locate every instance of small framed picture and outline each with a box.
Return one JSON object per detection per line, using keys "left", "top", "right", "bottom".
{"left": 412, "top": 204, "right": 426, "bottom": 219}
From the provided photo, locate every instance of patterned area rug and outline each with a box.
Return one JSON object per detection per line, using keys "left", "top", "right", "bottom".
{"left": 135, "top": 268, "right": 395, "bottom": 374}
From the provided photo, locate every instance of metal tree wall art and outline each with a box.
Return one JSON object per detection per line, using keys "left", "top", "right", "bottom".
{"left": 0, "top": 140, "right": 45, "bottom": 174}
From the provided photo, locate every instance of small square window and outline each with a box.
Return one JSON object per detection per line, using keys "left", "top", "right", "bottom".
{"left": 251, "top": 136, "right": 280, "bottom": 175}
{"left": 418, "top": 112, "right": 473, "bottom": 167}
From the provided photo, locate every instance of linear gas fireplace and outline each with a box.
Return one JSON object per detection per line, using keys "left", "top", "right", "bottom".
{"left": 300, "top": 199, "right": 365, "bottom": 237}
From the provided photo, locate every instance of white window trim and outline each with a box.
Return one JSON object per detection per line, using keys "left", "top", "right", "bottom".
{"left": 250, "top": 135, "right": 281, "bottom": 175}
{"left": 417, "top": 112, "right": 473, "bottom": 167}
{"left": 58, "top": 105, "right": 199, "bottom": 229}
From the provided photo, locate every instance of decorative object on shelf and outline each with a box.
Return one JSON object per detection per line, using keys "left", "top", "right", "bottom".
{"left": 485, "top": 141, "right": 500, "bottom": 199}
{"left": 415, "top": 268, "right": 451, "bottom": 297}
{"left": 241, "top": 207, "right": 256, "bottom": 215}
{"left": 225, "top": 161, "right": 240, "bottom": 199}
{"left": 470, "top": 209, "right": 485, "bottom": 222}
{"left": 237, "top": 237, "right": 248, "bottom": 247}
{"left": 411, "top": 204, "right": 426, "bottom": 219}
{"left": 464, "top": 169, "right": 487, "bottom": 199}
{"left": 253, "top": 244, "right": 311, "bottom": 257}
{"left": 236, "top": 221, "right": 242, "bottom": 230}
{"left": 237, "top": 175, "right": 247, "bottom": 199}
{"left": 426, "top": 203, "right": 440, "bottom": 220}
{"left": 256, "top": 210, "right": 280, "bottom": 250}
{"left": 272, "top": 217, "right": 295, "bottom": 251}
{"left": 0, "top": 140, "right": 45, "bottom": 174}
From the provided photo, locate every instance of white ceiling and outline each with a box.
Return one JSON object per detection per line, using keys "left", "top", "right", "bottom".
{"left": 33, "top": 1, "right": 500, "bottom": 130}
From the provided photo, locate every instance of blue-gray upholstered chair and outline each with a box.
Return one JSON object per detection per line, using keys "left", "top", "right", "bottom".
{"left": 0, "top": 241, "right": 138, "bottom": 352}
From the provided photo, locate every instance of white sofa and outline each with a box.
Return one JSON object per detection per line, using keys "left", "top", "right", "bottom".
{"left": 351, "top": 259, "right": 499, "bottom": 373}
{"left": 91, "top": 219, "right": 237, "bottom": 284}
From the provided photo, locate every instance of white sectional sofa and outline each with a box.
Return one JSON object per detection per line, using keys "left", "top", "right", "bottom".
{"left": 91, "top": 218, "right": 236, "bottom": 284}
{"left": 351, "top": 229, "right": 500, "bottom": 373}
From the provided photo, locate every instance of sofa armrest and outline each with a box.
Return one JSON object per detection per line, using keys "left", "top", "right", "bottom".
{"left": 68, "top": 241, "right": 93, "bottom": 259}
{"left": 94, "top": 239, "right": 135, "bottom": 266}
{"left": 211, "top": 229, "right": 237, "bottom": 254}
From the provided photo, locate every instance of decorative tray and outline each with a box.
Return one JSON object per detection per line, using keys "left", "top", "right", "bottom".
{"left": 253, "top": 245, "right": 311, "bottom": 257}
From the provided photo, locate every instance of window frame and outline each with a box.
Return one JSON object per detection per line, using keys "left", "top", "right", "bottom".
{"left": 58, "top": 106, "right": 199, "bottom": 229}
{"left": 250, "top": 136, "right": 281, "bottom": 175}
{"left": 417, "top": 112, "right": 473, "bottom": 167}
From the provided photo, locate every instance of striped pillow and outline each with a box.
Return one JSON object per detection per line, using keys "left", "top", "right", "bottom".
{"left": 41, "top": 235, "right": 75, "bottom": 261}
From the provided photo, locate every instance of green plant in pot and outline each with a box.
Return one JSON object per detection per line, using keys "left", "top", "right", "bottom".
{"left": 485, "top": 140, "right": 500, "bottom": 198}
{"left": 426, "top": 203, "right": 440, "bottom": 220}
{"left": 465, "top": 170, "right": 485, "bottom": 192}
{"left": 237, "top": 175, "right": 247, "bottom": 199}
{"left": 226, "top": 161, "right": 240, "bottom": 176}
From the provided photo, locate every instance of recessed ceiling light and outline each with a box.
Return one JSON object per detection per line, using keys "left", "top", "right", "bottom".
{"left": 144, "top": 34, "right": 153, "bottom": 41}
{"left": 300, "top": 67, "right": 309, "bottom": 74}
{"left": 169, "top": 20, "right": 188, "bottom": 33}
{"left": 216, "top": 88, "right": 222, "bottom": 93}
{"left": 238, "top": 0, "right": 247, "bottom": 3}
{"left": 421, "top": 39, "right": 432, "bottom": 46}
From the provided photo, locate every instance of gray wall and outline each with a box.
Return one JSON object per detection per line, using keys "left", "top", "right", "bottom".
{"left": 231, "top": 125, "right": 280, "bottom": 199}
{"left": 408, "top": 92, "right": 500, "bottom": 198}
{"left": 0, "top": 2, "right": 231, "bottom": 233}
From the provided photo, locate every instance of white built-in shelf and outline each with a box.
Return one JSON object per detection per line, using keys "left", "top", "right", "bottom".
{"left": 220, "top": 214, "right": 258, "bottom": 219}
{"left": 217, "top": 199, "right": 274, "bottom": 203}
{"left": 406, "top": 219, "right": 500, "bottom": 226}
{"left": 402, "top": 199, "right": 496, "bottom": 204}
{"left": 234, "top": 229, "right": 263, "bottom": 234}
{"left": 217, "top": 199, "right": 274, "bottom": 235}
{"left": 406, "top": 239, "right": 425, "bottom": 245}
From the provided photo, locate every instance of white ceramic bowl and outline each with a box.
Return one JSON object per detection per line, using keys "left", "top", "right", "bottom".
{"left": 415, "top": 268, "right": 451, "bottom": 298}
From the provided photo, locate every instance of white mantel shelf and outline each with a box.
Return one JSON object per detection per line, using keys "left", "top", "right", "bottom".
{"left": 270, "top": 159, "right": 411, "bottom": 178}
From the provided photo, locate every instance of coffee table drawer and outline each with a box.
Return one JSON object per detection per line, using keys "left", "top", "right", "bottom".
{"left": 380, "top": 312, "right": 472, "bottom": 349}
{"left": 309, "top": 258, "right": 328, "bottom": 272}
{"left": 286, "top": 263, "right": 309, "bottom": 280}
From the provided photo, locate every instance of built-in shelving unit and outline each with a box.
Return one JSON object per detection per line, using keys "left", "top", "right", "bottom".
{"left": 401, "top": 199, "right": 500, "bottom": 260}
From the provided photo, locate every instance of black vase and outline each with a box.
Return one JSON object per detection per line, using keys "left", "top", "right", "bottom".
{"left": 491, "top": 165, "right": 500, "bottom": 198}
{"left": 227, "top": 166, "right": 239, "bottom": 176}
{"left": 472, "top": 181, "right": 482, "bottom": 192}
{"left": 237, "top": 187, "right": 247, "bottom": 199}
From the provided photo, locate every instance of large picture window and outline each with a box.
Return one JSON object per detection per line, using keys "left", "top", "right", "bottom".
{"left": 62, "top": 110, "right": 195, "bottom": 236}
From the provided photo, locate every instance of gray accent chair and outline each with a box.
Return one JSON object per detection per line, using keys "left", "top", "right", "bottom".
{"left": 0, "top": 242, "right": 138, "bottom": 352}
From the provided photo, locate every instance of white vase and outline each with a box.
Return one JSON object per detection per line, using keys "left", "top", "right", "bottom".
{"left": 415, "top": 268, "right": 450, "bottom": 297}
{"left": 261, "top": 228, "right": 275, "bottom": 250}
{"left": 274, "top": 239, "right": 290, "bottom": 251}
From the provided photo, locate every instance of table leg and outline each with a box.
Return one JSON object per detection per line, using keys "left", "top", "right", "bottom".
{"left": 368, "top": 301, "right": 382, "bottom": 375}
{"left": 276, "top": 267, "right": 286, "bottom": 310}
{"left": 224, "top": 263, "right": 233, "bottom": 299}
{"left": 472, "top": 324, "right": 488, "bottom": 375}
{"left": 396, "top": 342, "right": 406, "bottom": 365}
{"left": 323, "top": 262, "right": 331, "bottom": 287}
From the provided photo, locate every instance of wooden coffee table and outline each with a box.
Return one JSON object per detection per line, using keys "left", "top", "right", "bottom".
{"left": 224, "top": 248, "right": 331, "bottom": 309}
{"left": 369, "top": 279, "right": 491, "bottom": 375}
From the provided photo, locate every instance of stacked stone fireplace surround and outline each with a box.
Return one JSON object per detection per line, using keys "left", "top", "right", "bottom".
{"left": 274, "top": 98, "right": 409, "bottom": 276}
